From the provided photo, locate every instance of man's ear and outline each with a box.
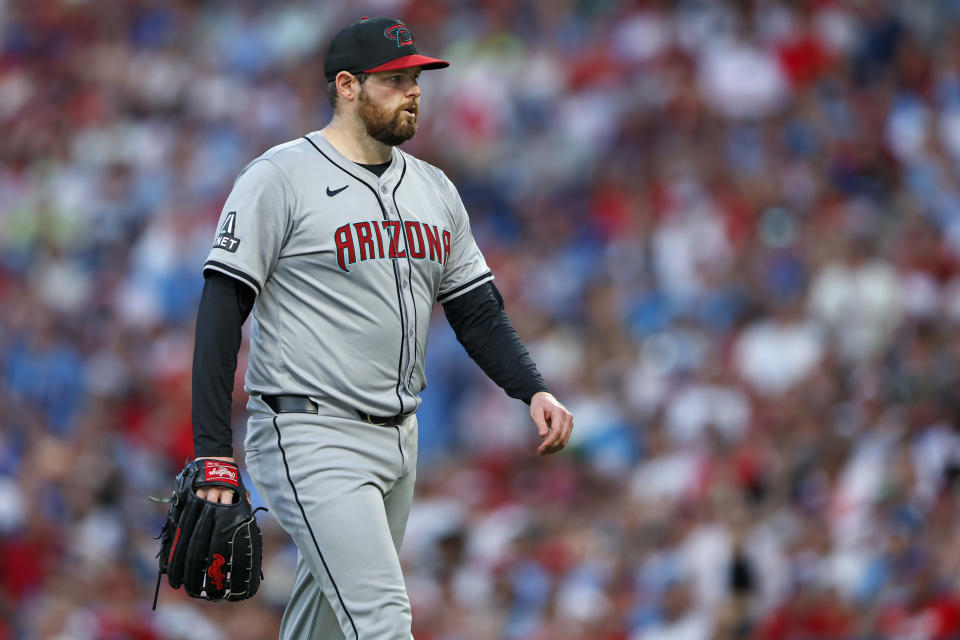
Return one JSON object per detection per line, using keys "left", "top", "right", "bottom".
{"left": 336, "top": 71, "right": 361, "bottom": 104}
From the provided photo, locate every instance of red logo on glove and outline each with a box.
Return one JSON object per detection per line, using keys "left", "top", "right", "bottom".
{"left": 204, "top": 461, "right": 238, "bottom": 487}
{"left": 207, "top": 554, "right": 227, "bottom": 590}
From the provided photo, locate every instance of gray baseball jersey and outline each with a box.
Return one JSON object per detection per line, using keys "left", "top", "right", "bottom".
{"left": 203, "top": 131, "right": 493, "bottom": 417}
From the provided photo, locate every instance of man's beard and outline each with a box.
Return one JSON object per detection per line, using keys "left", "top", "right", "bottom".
{"left": 357, "top": 89, "right": 418, "bottom": 146}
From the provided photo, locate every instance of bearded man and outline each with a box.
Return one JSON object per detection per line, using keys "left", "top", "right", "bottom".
{"left": 187, "top": 17, "right": 572, "bottom": 639}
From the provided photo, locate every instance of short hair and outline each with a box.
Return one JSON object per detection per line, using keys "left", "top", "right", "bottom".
{"left": 326, "top": 72, "right": 368, "bottom": 111}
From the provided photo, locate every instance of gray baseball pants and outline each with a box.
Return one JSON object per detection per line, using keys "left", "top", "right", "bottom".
{"left": 244, "top": 395, "right": 417, "bottom": 639}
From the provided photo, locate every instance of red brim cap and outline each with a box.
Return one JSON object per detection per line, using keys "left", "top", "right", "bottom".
{"left": 364, "top": 54, "right": 450, "bottom": 74}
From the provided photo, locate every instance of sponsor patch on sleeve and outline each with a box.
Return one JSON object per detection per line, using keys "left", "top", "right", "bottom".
{"left": 213, "top": 211, "right": 241, "bottom": 253}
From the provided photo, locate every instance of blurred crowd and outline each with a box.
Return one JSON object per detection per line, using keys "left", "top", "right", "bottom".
{"left": 4, "top": 0, "right": 960, "bottom": 638}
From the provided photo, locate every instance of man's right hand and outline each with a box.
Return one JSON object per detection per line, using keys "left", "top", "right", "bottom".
{"left": 193, "top": 456, "right": 237, "bottom": 503}
{"left": 529, "top": 391, "right": 573, "bottom": 456}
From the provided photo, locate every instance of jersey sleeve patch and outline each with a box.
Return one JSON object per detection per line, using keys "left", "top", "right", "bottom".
{"left": 213, "top": 211, "right": 241, "bottom": 253}
{"left": 437, "top": 270, "right": 493, "bottom": 304}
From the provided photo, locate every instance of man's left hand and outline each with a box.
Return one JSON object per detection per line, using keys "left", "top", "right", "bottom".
{"left": 530, "top": 391, "right": 573, "bottom": 456}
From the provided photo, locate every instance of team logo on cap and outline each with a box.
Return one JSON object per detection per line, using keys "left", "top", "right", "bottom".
{"left": 384, "top": 24, "right": 414, "bottom": 47}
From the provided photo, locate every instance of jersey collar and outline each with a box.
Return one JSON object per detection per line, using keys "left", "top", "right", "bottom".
{"left": 306, "top": 131, "right": 403, "bottom": 188}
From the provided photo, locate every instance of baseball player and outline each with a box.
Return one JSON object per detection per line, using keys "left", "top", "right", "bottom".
{"left": 189, "top": 17, "right": 573, "bottom": 639}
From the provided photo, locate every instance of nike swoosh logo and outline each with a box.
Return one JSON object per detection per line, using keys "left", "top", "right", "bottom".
{"left": 326, "top": 185, "right": 348, "bottom": 197}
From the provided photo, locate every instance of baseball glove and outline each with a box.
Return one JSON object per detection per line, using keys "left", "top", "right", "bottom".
{"left": 151, "top": 459, "right": 265, "bottom": 608}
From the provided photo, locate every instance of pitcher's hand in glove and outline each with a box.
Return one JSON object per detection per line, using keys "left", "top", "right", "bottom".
{"left": 194, "top": 455, "right": 238, "bottom": 503}
{"left": 152, "top": 458, "right": 265, "bottom": 608}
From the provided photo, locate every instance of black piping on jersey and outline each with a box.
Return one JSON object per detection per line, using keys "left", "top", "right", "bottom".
{"left": 204, "top": 259, "right": 262, "bottom": 295}
{"left": 302, "top": 135, "right": 408, "bottom": 415}
{"left": 272, "top": 416, "right": 359, "bottom": 639}
{"left": 437, "top": 271, "right": 494, "bottom": 304}
{"left": 390, "top": 157, "right": 419, "bottom": 387}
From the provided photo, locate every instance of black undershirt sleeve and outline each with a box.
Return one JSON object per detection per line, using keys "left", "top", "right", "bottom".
{"left": 442, "top": 281, "right": 550, "bottom": 404}
{"left": 192, "top": 272, "right": 256, "bottom": 458}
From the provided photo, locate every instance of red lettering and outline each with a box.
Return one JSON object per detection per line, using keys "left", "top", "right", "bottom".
{"left": 354, "top": 222, "right": 375, "bottom": 261}
{"left": 442, "top": 230, "right": 451, "bottom": 265}
{"left": 405, "top": 221, "right": 425, "bottom": 259}
{"left": 372, "top": 219, "right": 386, "bottom": 258}
{"left": 334, "top": 224, "right": 355, "bottom": 272}
{"left": 383, "top": 221, "right": 406, "bottom": 258}
{"left": 424, "top": 225, "right": 441, "bottom": 263}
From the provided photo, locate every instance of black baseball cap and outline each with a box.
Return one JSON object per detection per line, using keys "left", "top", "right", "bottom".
{"left": 323, "top": 17, "right": 450, "bottom": 82}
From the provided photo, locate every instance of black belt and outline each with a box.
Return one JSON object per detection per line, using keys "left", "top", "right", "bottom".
{"left": 262, "top": 395, "right": 318, "bottom": 414}
{"left": 262, "top": 395, "right": 411, "bottom": 425}
{"left": 356, "top": 409, "right": 412, "bottom": 426}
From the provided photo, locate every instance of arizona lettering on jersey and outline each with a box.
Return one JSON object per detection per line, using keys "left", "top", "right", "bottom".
{"left": 334, "top": 220, "right": 451, "bottom": 272}
{"left": 203, "top": 132, "right": 492, "bottom": 418}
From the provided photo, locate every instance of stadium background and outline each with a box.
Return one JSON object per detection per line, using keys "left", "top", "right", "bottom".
{"left": 4, "top": 0, "right": 960, "bottom": 638}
